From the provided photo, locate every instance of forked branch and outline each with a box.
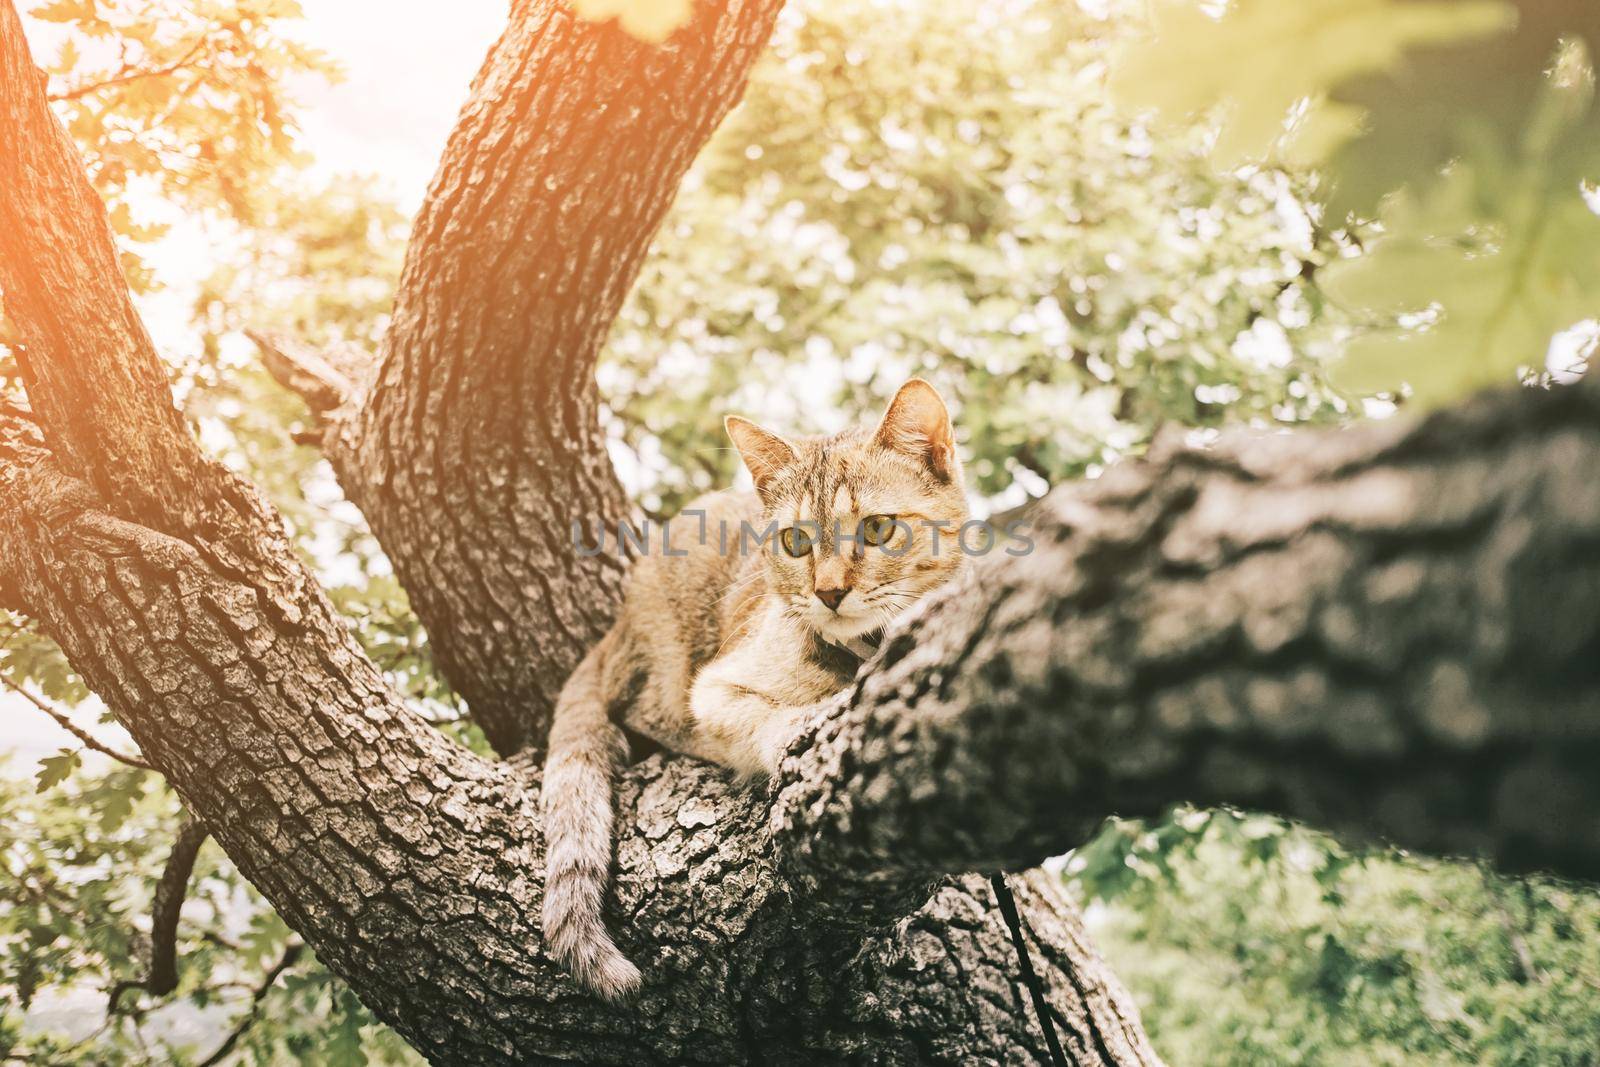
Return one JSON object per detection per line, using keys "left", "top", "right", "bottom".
{"left": 258, "top": 0, "right": 788, "bottom": 756}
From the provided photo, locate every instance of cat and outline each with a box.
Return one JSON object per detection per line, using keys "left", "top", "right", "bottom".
{"left": 541, "top": 379, "right": 969, "bottom": 1000}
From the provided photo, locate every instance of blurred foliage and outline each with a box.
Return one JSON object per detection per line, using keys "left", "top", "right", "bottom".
{"left": 187, "top": 173, "right": 405, "bottom": 350}
{"left": 1114, "top": 0, "right": 1600, "bottom": 404}
{"left": 605, "top": 0, "right": 1357, "bottom": 516}
{"left": 1, "top": 613, "right": 91, "bottom": 709}
{"left": 4, "top": 0, "right": 1600, "bottom": 1064}
{"left": 1070, "top": 809, "right": 1600, "bottom": 1065}
{"left": 1, "top": 0, "right": 337, "bottom": 392}
{"left": 0, "top": 762, "right": 422, "bottom": 1065}
{"left": 31, "top": 0, "right": 337, "bottom": 286}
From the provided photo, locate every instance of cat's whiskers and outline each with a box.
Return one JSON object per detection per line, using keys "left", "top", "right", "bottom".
{"left": 712, "top": 567, "right": 767, "bottom": 608}
{"left": 856, "top": 575, "right": 920, "bottom": 604}
{"left": 857, "top": 583, "right": 920, "bottom": 611}
{"left": 874, "top": 596, "right": 904, "bottom": 625}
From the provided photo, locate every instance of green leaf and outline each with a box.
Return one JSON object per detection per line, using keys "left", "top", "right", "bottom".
{"left": 55, "top": 37, "right": 81, "bottom": 73}
{"left": 93, "top": 776, "right": 143, "bottom": 832}
{"left": 1323, "top": 93, "right": 1600, "bottom": 404}
{"left": 1111, "top": 0, "right": 1516, "bottom": 170}
{"left": 1325, "top": 2, "right": 1600, "bottom": 217}
{"left": 34, "top": 750, "right": 81, "bottom": 793}
{"left": 28, "top": 0, "right": 94, "bottom": 23}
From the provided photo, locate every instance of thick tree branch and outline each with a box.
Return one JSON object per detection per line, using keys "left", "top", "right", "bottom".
{"left": 1, "top": 10, "right": 1157, "bottom": 1062}
{"left": 0, "top": 2, "right": 315, "bottom": 624}
{"left": 0, "top": 406, "right": 531, "bottom": 1055}
{"left": 774, "top": 378, "right": 1600, "bottom": 886}
{"left": 109, "top": 816, "right": 210, "bottom": 1009}
{"left": 265, "top": 0, "right": 787, "bottom": 755}
{"left": 1, "top": 399, "right": 1152, "bottom": 1062}
{"left": 0, "top": 6, "right": 206, "bottom": 523}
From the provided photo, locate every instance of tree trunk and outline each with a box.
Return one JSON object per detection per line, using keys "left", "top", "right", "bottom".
{"left": 0, "top": 2, "right": 1161, "bottom": 1062}
{"left": 281, "top": 0, "right": 794, "bottom": 759}
{"left": 4, "top": 0, "right": 1599, "bottom": 1063}
{"left": 0, "top": 400, "right": 1158, "bottom": 1064}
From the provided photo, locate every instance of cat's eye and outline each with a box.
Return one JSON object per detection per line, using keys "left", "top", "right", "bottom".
{"left": 779, "top": 526, "right": 814, "bottom": 557}
{"left": 860, "top": 515, "right": 898, "bottom": 547}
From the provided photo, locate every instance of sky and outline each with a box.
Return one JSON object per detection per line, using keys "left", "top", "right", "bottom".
{"left": 280, "top": 0, "right": 510, "bottom": 209}
{"left": 3, "top": 0, "right": 512, "bottom": 769}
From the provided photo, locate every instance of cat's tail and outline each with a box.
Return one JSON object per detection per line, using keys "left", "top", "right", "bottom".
{"left": 540, "top": 632, "right": 642, "bottom": 1001}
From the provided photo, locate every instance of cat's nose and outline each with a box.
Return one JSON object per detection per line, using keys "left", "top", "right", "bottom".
{"left": 815, "top": 586, "right": 849, "bottom": 612}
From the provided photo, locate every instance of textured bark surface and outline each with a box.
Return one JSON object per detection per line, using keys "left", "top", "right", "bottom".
{"left": 0, "top": 0, "right": 204, "bottom": 520}
{"left": 2, "top": 400, "right": 1163, "bottom": 1064}
{"left": 775, "top": 380, "right": 1600, "bottom": 885}
{"left": 0, "top": 1, "right": 308, "bottom": 618}
{"left": 282, "top": 0, "right": 790, "bottom": 757}
{"left": 1, "top": 2, "right": 1163, "bottom": 1063}
{"left": 8, "top": 0, "right": 1600, "bottom": 1060}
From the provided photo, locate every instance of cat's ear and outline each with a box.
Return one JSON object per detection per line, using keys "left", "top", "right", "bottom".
{"left": 874, "top": 378, "right": 957, "bottom": 481}
{"left": 726, "top": 415, "right": 799, "bottom": 495}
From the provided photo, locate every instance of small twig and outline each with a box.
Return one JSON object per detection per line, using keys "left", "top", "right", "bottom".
{"left": 203, "top": 930, "right": 242, "bottom": 952}
{"left": 0, "top": 673, "right": 152, "bottom": 770}
{"left": 0, "top": 619, "right": 27, "bottom": 653}
{"left": 47, "top": 37, "right": 210, "bottom": 103}
{"left": 9, "top": 1013, "right": 115, "bottom": 1064}
{"left": 246, "top": 329, "right": 359, "bottom": 416}
{"left": 195, "top": 941, "right": 304, "bottom": 1067}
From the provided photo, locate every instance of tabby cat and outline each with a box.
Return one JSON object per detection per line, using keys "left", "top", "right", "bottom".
{"left": 541, "top": 379, "right": 969, "bottom": 999}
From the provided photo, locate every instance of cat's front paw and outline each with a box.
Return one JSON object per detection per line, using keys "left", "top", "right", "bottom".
{"left": 752, "top": 712, "right": 809, "bottom": 777}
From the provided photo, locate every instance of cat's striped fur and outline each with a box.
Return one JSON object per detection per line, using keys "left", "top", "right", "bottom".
{"left": 540, "top": 380, "right": 969, "bottom": 999}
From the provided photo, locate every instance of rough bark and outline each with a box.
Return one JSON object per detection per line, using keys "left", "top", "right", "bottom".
{"left": 0, "top": 3, "right": 309, "bottom": 621}
{"left": 268, "top": 0, "right": 788, "bottom": 757}
{"left": 0, "top": 4, "right": 1162, "bottom": 1063}
{"left": 0, "top": 5, "right": 202, "bottom": 521}
{"left": 3, "top": 398, "right": 1162, "bottom": 1064}
{"left": 775, "top": 380, "right": 1600, "bottom": 885}
{"left": 9, "top": 0, "right": 1600, "bottom": 1061}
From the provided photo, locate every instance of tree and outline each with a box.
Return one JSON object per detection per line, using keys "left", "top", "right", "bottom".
{"left": 2, "top": 1, "right": 1599, "bottom": 1064}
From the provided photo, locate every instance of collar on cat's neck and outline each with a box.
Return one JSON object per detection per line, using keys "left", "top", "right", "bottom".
{"left": 817, "top": 628, "right": 882, "bottom": 663}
